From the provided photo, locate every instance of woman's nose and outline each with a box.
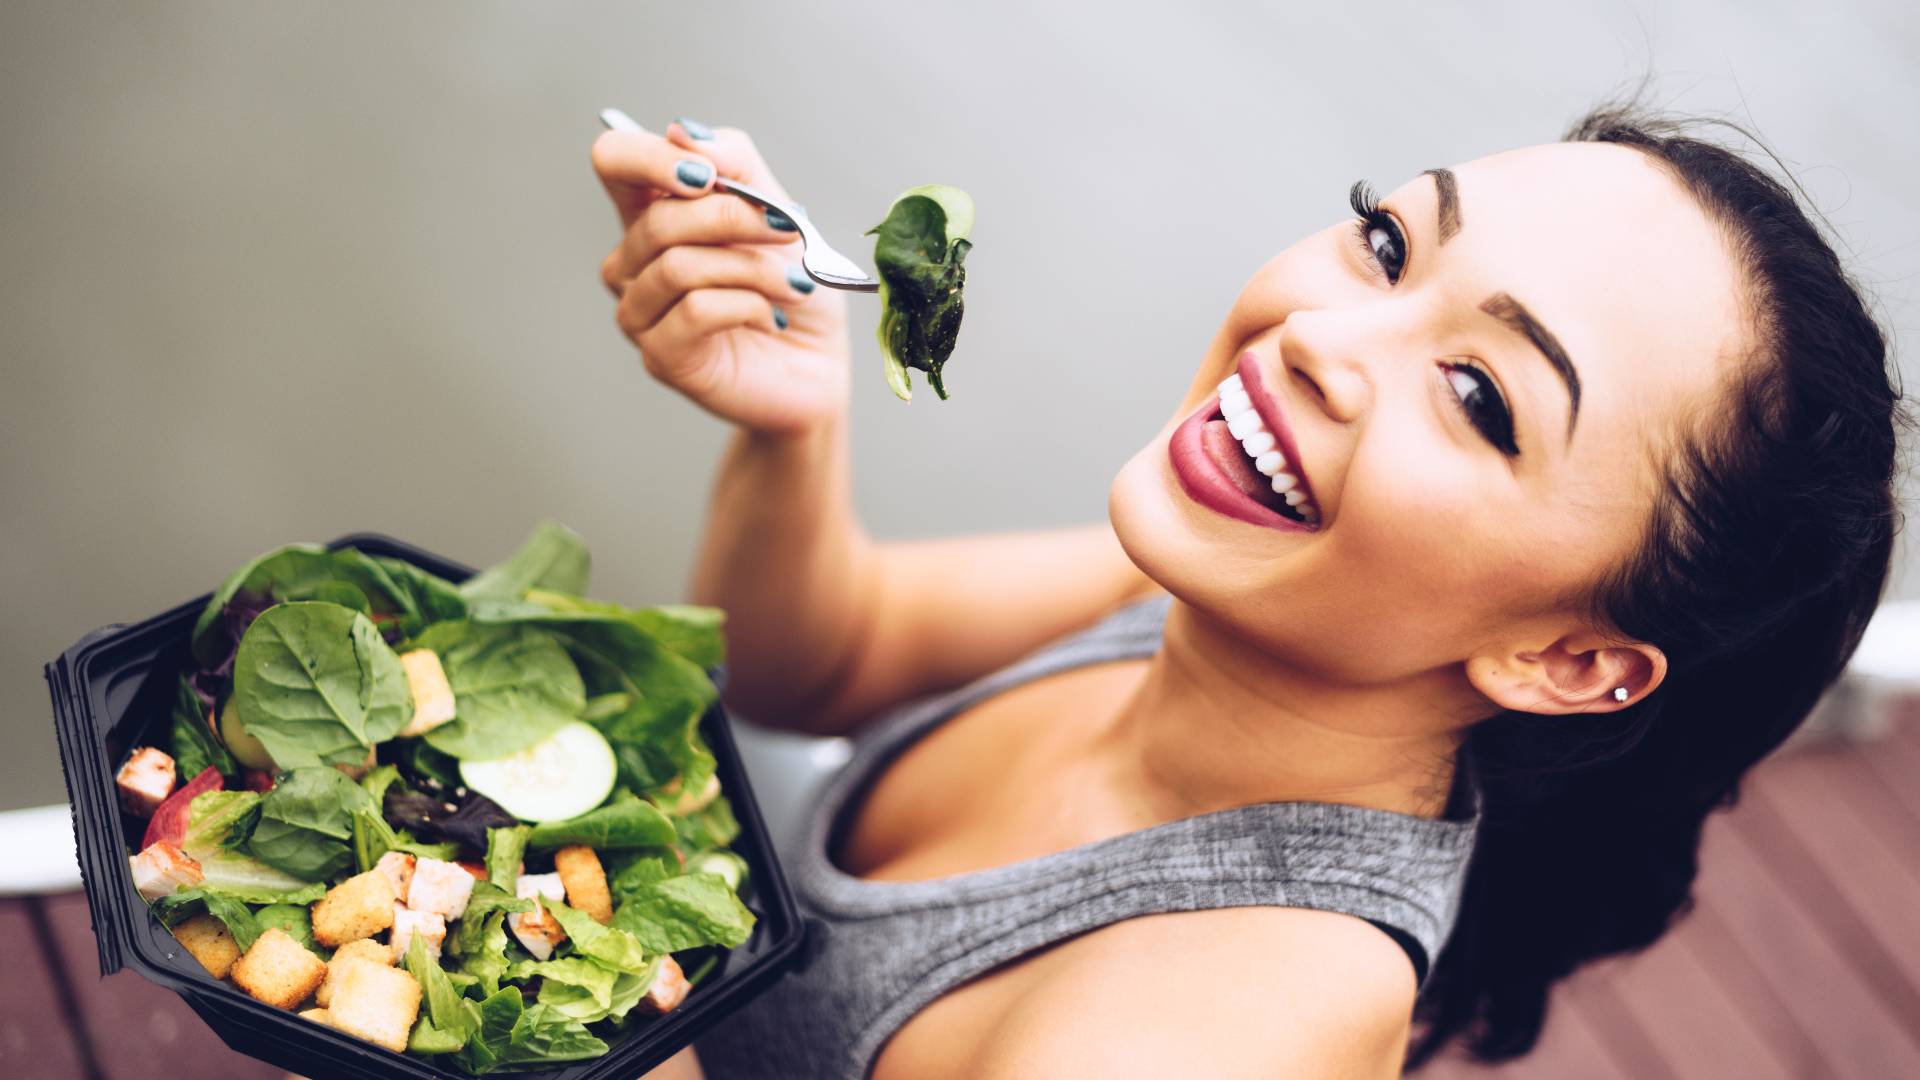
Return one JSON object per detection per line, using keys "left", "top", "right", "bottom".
{"left": 1277, "top": 308, "right": 1372, "bottom": 425}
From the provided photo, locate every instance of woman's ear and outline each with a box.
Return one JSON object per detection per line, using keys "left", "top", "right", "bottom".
{"left": 1465, "top": 629, "right": 1667, "bottom": 714}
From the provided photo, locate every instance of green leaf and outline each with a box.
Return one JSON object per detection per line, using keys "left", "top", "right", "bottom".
{"left": 485, "top": 826, "right": 531, "bottom": 893}
{"left": 167, "top": 675, "right": 236, "bottom": 781}
{"left": 609, "top": 872, "right": 756, "bottom": 952}
{"left": 245, "top": 816, "right": 353, "bottom": 881}
{"left": 606, "top": 849, "right": 679, "bottom": 904}
{"left": 151, "top": 887, "right": 264, "bottom": 952}
{"left": 866, "top": 185, "right": 974, "bottom": 401}
{"left": 544, "top": 899, "right": 649, "bottom": 973}
{"left": 408, "top": 934, "right": 477, "bottom": 1047}
{"left": 254, "top": 903, "right": 326, "bottom": 957}
{"left": 373, "top": 556, "right": 471, "bottom": 635}
{"left": 449, "top": 883, "right": 529, "bottom": 996}
{"left": 245, "top": 767, "right": 376, "bottom": 881}
{"left": 522, "top": 589, "right": 726, "bottom": 672}
{"left": 191, "top": 546, "right": 418, "bottom": 666}
{"left": 526, "top": 792, "right": 675, "bottom": 851}
{"left": 517, "top": 956, "right": 617, "bottom": 1022}
{"left": 454, "top": 986, "right": 523, "bottom": 1074}
{"left": 352, "top": 810, "right": 459, "bottom": 875}
{"left": 499, "top": 1003, "right": 608, "bottom": 1066}
{"left": 361, "top": 764, "right": 403, "bottom": 808}
{"left": 413, "top": 621, "right": 586, "bottom": 761}
{"left": 458, "top": 522, "right": 591, "bottom": 604}
{"left": 231, "top": 602, "right": 413, "bottom": 768}
{"left": 672, "top": 795, "right": 741, "bottom": 853}
{"left": 179, "top": 791, "right": 327, "bottom": 902}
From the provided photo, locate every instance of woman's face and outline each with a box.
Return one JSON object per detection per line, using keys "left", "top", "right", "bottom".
{"left": 1109, "top": 142, "right": 1746, "bottom": 693}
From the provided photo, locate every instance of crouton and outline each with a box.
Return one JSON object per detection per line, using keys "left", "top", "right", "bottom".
{"left": 315, "top": 938, "right": 392, "bottom": 1008}
{"left": 328, "top": 959, "right": 422, "bottom": 1054}
{"left": 641, "top": 954, "right": 691, "bottom": 1014}
{"left": 311, "top": 870, "right": 396, "bottom": 947}
{"left": 116, "top": 747, "right": 176, "bottom": 817}
{"left": 553, "top": 846, "right": 613, "bottom": 925}
{"left": 230, "top": 928, "right": 327, "bottom": 1009}
{"left": 130, "top": 841, "right": 203, "bottom": 901}
{"left": 398, "top": 650, "right": 456, "bottom": 737}
{"left": 298, "top": 1007, "right": 335, "bottom": 1028}
{"left": 508, "top": 873, "right": 568, "bottom": 961}
{"left": 389, "top": 906, "right": 446, "bottom": 963}
{"left": 170, "top": 912, "right": 240, "bottom": 978}
{"left": 374, "top": 851, "right": 416, "bottom": 900}
{"left": 406, "top": 857, "right": 474, "bottom": 920}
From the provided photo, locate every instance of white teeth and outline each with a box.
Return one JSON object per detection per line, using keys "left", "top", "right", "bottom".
{"left": 1300, "top": 506, "right": 1319, "bottom": 523}
{"left": 1218, "top": 373, "right": 1243, "bottom": 394}
{"left": 1283, "top": 490, "right": 1307, "bottom": 507}
{"left": 1226, "top": 410, "right": 1262, "bottom": 439}
{"left": 1240, "top": 430, "right": 1276, "bottom": 457}
{"left": 1253, "top": 450, "right": 1284, "bottom": 476}
{"left": 1219, "top": 390, "right": 1254, "bottom": 419}
{"left": 1270, "top": 472, "right": 1297, "bottom": 493}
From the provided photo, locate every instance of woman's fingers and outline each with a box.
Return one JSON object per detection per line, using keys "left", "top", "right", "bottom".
{"left": 618, "top": 246, "right": 813, "bottom": 333}
{"left": 610, "top": 192, "right": 800, "bottom": 287}
{"left": 628, "top": 287, "right": 785, "bottom": 384}
{"left": 665, "top": 120, "right": 791, "bottom": 202}
{"left": 589, "top": 127, "right": 719, "bottom": 229}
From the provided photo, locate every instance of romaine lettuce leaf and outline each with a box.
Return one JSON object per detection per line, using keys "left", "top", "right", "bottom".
{"left": 151, "top": 887, "right": 263, "bottom": 951}
{"left": 407, "top": 934, "right": 480, "bottom": 1052}
{"left": 609, "top": 872, "right": 756, "bottom": 953}
{"left": 544, "top": 900, "right": 649, "bottom": 973}
{"left": 485, "top": 826, "right": 531, "bottom": 892}
{"left": 179, "top": 791, "right": 327, "bottom": 902}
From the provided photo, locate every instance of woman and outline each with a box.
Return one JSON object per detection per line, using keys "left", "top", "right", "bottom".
{"left": 590, "top": 101, "right": 1902, "bottom": 1078}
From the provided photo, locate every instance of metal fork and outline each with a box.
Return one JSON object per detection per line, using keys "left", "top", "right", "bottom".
{"left": 598, "top": 108, "right": 879, "bottom": 292}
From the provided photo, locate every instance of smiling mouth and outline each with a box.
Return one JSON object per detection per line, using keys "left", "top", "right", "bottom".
{"left": 1205, "top": 372, "right": 1321, "bottom": 524}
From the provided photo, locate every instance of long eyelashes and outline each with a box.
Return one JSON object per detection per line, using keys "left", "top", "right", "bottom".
{"left": 1348, "top": 180, "right": 1406, "bottom": 283}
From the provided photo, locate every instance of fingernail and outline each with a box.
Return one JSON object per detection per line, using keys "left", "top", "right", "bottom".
{"left": 765, "top": 208, "right": 798, "bottom": 232}
{"left": 786, "top": 266, "right": 816, "bottom": 295}
{"left": 772, "top": 305, "right": 790, "bottom": 330}
{"left": 675, "top": 116, "right": 715, "bottom": 140}
{"left": 675, "top": 160, "right": 713, "bottom": 188}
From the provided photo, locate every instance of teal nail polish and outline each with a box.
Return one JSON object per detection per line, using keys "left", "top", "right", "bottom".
{"left": 765, "top": 208, "right": 798, "bottom": 232}
{"left": 786, "top": 265, "right": 817, "bottom": 294}
{"left": 772, "top": 305, "right": 790, "bottom": 330}
{"left": 675, "top": 116, "right": 715, "bottom": 140}
{"left": 675, "top": 160, "right": 713, "bottom": 187}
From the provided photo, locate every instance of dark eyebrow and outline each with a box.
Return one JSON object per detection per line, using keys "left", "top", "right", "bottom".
{"left": 1479, "top": 292, "right": 1582, "bottom": 443}
{"left": 1422, "top": 167, "right": 1461, "bottom": 243}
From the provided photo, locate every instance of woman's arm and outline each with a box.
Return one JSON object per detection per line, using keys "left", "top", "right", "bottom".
{"left": 965, "top": 908, "right": 1417, "bottom": 1080}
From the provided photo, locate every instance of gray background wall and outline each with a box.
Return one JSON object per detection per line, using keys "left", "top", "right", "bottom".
{"left": 4, "top": 1, "right": 1916, "bottom": 811}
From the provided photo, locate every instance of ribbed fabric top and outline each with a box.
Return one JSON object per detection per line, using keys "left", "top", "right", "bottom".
{"left": 697, "top": 595, "right": 1480, "bottom": 1079}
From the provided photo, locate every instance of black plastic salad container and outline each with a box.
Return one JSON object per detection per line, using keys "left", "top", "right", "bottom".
{"left": 45, "top": 532, "right": 804, "bottom": 1079}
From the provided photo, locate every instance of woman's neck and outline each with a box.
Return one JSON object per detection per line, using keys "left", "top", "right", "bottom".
{"left": 1092, "top": 596, "right": 1470, "bottom": 823}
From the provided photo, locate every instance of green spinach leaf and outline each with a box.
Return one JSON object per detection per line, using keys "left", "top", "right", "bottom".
{"left": 412, "top": 621, "right": 585, "bottom": 761}
{"left": 190, "top": 546, "right": 416, "bottom": 666}
{"left": 526, "top": 792, "right": 676, "bottom": 851}
{"left": 179, "top": 791, "right": 327, "bottom": 902}
{"left": 230, "top": 602, "right": 413, "bottom": 768}
{"left": 168, "top": 675, "right": 236, "bottom": 781}
{"left": 254, "top": 903, "right": 325, "bottom": 956}
{"left": 151, "top": 887, "right": 264, "bottom": 952}
{"left": 457, "top": 521, "right": 591, "bottom": 605}
{"left": 866, "top": 185, "right": 974, "bottom": 401}
{"left": 245, "top": 766, "right": 378, "bottom": 880}
{"left": 373, "top": 556, "right": 471, "bottom": 634}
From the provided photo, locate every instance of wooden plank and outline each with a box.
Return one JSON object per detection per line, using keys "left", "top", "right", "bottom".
{"left": 1408, "top": 981, "right": 1641, "bottom": 1078}
{"left": 1693, "top": 812, "right": 1920, "bottom": 1078}
{"left": 35, "top": 891, "right": 280, "bottom": 1080}
{"left": 1675, "top": 897, "right": 1828, "bottom": 1076}
{"left": 1738, "top": 745, "right": 1920, "bottom": 1023}
{"left": 1583, "top": 919, "right": 1797, "bottom": 1080}
{"left": 0, "top": 898, "right": 93, "bottom": 1080}
{"left": 1861, "top": 711, "right": 1920, "bottom": 828}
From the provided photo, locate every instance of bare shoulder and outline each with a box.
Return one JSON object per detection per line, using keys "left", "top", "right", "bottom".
{"left": 972, "top": 907, "right": 1417, "bottom": 1079}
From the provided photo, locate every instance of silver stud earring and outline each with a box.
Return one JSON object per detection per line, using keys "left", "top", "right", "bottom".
{"left": 1612, "top": 687, "right": 1629, "bottom": 703}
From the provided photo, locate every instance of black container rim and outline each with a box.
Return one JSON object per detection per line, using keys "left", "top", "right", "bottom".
{"left": 46, "top": 531, "right": 804, "bottom": 1079}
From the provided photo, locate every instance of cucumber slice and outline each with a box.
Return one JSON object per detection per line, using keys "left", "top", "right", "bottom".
{"left": 688, "top": 851, "right": 748, "bottom": 892}
{"left": 458, "top": 721, "right": 617, "bottom": 823}
{"left": 219, "top": 697, "right": 277, "bottom": 771}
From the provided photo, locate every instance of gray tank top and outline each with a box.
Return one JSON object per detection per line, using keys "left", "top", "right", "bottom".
{"left": 697, "top": 595, "right": 1480, "bottom": 1079}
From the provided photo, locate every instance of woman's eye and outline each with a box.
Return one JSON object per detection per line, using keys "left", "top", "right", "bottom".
{"left": 1444, "top": 363, "right": 1519, "bottom": 457}
{"left": 1363, "top": 219, "right": 1407, "bottom": 283}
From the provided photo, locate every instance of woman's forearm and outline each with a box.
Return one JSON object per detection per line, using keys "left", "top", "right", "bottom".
{"left": 688, "top": 419, "right": 881, "bottom": 730}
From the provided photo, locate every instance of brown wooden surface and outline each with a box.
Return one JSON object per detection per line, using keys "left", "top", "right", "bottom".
{"left": 4, "top": 719, "right": 1916, "bottom": 1078}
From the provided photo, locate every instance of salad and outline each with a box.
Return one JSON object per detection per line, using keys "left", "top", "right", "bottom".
{"left": 114, "top": 523, "right": 756, "bottom": 1072}
{"left": 868, "top": 184, "right": 975, "bottom": 401}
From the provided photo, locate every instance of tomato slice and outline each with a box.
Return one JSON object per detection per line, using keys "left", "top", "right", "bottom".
{"left": 141, "top": 765, "right": 224, "bottom": 848}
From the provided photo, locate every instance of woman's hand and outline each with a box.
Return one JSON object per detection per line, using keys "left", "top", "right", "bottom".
{"left": 592, "top": 121, "right": 851, "bottom": 437}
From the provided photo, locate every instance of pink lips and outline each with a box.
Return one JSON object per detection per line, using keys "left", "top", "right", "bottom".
{"left": 1235, "top": 351, "right": 1318, "bottom": 510}
{"left": 1167, "top": 350, "right": 1319, "bottom": 532}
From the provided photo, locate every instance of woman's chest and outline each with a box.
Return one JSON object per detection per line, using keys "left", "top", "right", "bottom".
{"left": 833, "top": 660, "right": 1150, "bottom": 883}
